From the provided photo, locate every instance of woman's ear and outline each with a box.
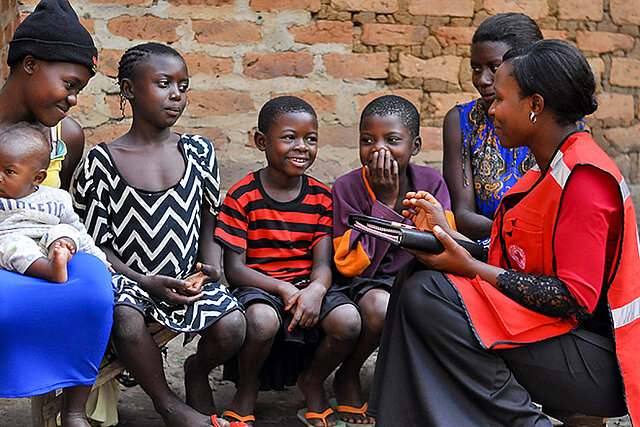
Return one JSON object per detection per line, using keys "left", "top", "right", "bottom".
{"left": 120, "top": 78, "right": 134, "bottom": 101}
{"left": 254, "top": 131, "right": 267, "bottom": 151}
{"left": 411, "top": 136, "right": 422, "bottom": 156}
{"left": 530, "top": 93, "right": 545, "bottom": 117}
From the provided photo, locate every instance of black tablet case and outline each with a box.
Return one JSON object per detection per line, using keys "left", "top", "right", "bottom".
{"left": 347, "top": 214, "right": 484, "bottom": 260}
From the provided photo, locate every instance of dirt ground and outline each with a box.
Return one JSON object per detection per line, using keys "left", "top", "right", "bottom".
{"left": 0, "top": 337, "right": 631, "bottom": 426}
{"left": 0, "top": 337, "right": 376, "bottom": 427}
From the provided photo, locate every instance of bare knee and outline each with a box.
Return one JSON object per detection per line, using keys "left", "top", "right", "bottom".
{"left": 322, "top": 304, "right": 361, "bottom": 343}
{"left": 359, "top": 289, "right": 390, "bottom": 334}
{"left": 112, "top": 305, "right": 147, "bottom": 346}
{"left": 245, "top": 303, "right": 280, "bottom": 343}
{"left": 205, "top": 309, "right": 246, "bottom": 348}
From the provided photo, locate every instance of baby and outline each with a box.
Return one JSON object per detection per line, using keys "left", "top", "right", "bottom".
{"left": 0, "top": 122, "right": 108, "bottom": 282}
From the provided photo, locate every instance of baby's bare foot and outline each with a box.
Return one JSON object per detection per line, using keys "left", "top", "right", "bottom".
{"left": 49, "top": 240, "right": 74, "bottom": 283}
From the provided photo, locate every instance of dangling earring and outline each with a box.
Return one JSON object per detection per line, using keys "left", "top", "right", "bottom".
{"left": 119, "top": 94, "right": 127, "bottom": 120}
{"left": 529, "top": 111, "right": 537, "bottom": 124}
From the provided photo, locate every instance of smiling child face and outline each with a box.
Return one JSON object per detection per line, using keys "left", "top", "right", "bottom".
{"left": 259, "top": 111, "right": 319, "bottom": 179}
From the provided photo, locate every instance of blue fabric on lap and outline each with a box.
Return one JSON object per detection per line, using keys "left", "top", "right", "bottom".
{"left": 0, "top": 252, "right": 114, "bottom": 397}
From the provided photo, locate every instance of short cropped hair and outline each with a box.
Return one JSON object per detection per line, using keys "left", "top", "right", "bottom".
{"left": 0, "top": 122, "right": 50, "bottom": 169}
{"left": 257, "top": 96, "right": 317, "bottom": 134}
{"left": 473, "top": 13, "right": 543, "bottom": 50}
{"left": 360, "top": 95, "right": 420, "bottom": 140}
{"left": 503, "top": 39, "right": 598, "bottom": 126}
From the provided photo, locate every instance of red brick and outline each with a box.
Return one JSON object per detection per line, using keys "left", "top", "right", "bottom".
{"left": 541, "top": 29, "right": 568, "bottom": 40}
{"left": 483, "top": 0, "right": 548, "bottom": 20}
{"left": 73, "top": 95, "right": 96, "bottom": 117}
{"left": 79, "top": 18, "right": 94, "bottom": 35}
{"left": 91, "top": 0, "right": 152, "bottom": 4}
{"left": 331, "top": 0, "right": 398, "bottom": 13}
{"left": 603, "top": 125, "right": 640, "bottom": 153}
{"left": 576, "top": 31, "right": 634, "bottom": 53}
{"left": 98, "top": 49, "right": 125, "bottom": 78}
{"left": 428, "top": 92, "right": 476, "bottom": 117}
{"left": 243, "top": 52, "right": 313, "bottom": 79}
{"left": 611, "top": 58, "right": 640, "bottom": 87}
{"left": 193, "top": 20, "right": 261, "bottom": 44}
{"left": 186, "top": 90, "right": 254, "bottom": 117}
{"left": 270, "top": 92, "right": 336, "bottom": 114}
{"left": 356, "top": 89, "right": 423, "bottom": 113}
{"left": 173, "top": 126, "right": 229, "bottom": 148}
{"left": 107, "top": 15, "right": 180, "bottom": 43}
{"left": 408, "top": 0, "right": 474, "bottom": 17}
{"left": 1, "top": 0, "right": 8, "bottom": 13}
{"left": 106, "top": 94, "right": 132, "bottom": 119}
{"left": 183, "top": 53, "right": 233, "bottom": 76}
{"left": 588, "top": 57, "right": 605, "bottom": 87}
{"left": 592, "top": 93, "right": 634, "bottom": 124}
{"left": 319, "top": 125, "right": 359, "bottom": 148}
{"left": 323, "top": 52, "right": 388, "bottom": 79}
{"left": 610, "top": 0, "right": 640, "bottom": 25}
{"left": 558, "top": 0, "right": 603, "bottom": 21}
{"left": 250, "top": 0, "right": 321, "bottom": 12}
{"left": 84, "top": 124, "right": 130, "bottom": 148}
{"left": 168, "top": 0, "right": 233, "bottom": 5}
{"left": 434, "top": 27, "right": 476, "bottom": 46}
{"left": 421, "top": 126, "right": 443, "bottom": 151}
{"left": 398, "top": 53, "right": 461, "bottom": 84}
{"left": 361, "top": 23, "right": 429, "bottom": 46}
{"left": 290, "top": 21, "right": 353, "bottom": 44}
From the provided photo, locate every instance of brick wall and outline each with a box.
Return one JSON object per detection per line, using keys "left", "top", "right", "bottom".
{"left": 1, "top": 0, "right": 19, "bottom": 78}
{"left": 2, "top": 0, "right": 640, "bottom": 218}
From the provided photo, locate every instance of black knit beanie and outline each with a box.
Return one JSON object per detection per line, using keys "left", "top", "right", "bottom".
{"left": 7, "top": 0, "right": 98, "bottom": 75}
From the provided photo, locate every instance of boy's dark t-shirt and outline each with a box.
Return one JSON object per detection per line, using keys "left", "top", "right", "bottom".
{"left": 215, "top": 171, "right": 332, "bottom": 286}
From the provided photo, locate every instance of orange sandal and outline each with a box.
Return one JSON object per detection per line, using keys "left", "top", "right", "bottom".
{"left": 222, "top": 410, "right": 255, "bottom": 426}
{"left": 211, "top": 413, "right": 250, "bottom": 427}
{"left": 296, "top": 407, "right": 347, "bottom": 427}
{"left": 335, "top": 402, "right": 375, "bottom": 427}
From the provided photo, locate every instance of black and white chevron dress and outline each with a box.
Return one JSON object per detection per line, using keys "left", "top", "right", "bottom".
{"left": 72, "top": 134, "right": 241, "bottom": 332}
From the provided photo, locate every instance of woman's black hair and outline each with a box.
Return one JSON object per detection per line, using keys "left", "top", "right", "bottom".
{"left": 117, "top": 42, "right": 185, "bottom": 86}
{"left": 503, "top": 39, "right": 598, "bottom": 125}
{"left": 473, "top": 13, "right": 543, "bottom": 50}
{"left": 360, "top": 95, "right": 420, "bottom": 140}
{"left": 258, "top": 96, "right": 317, "bottom": 134}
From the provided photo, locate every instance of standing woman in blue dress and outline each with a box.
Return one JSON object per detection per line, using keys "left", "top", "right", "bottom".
{"left": 442, "top": 13, "right": 542, "bottom": 242}
{"left": 0, "top": 1, "right": 114, "bottom": 426}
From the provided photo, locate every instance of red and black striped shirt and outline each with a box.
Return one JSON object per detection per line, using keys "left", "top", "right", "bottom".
{"left": 215, "top": 171, "right": 332, "bottom": 285}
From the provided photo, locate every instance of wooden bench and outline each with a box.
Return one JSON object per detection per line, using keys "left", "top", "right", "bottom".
{"left": 30, "top": 323, "right": 178, "bottom": 427}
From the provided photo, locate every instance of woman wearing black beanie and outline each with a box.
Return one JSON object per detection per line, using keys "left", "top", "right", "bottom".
{"left": 0, "top": 1, "right": 113, "bottom": 426}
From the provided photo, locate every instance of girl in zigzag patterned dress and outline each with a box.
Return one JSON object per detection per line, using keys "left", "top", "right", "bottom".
{"left": 72, "top": 43, "right": 247, "bottom": 427}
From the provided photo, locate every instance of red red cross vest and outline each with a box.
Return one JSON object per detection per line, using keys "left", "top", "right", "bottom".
{"left": 447, "top": 131, "right": 640, "bottom": 423}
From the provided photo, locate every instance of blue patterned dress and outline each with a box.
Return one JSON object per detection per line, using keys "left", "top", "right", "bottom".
{"left": 458, "top": 99, "right": 536, "bottom": 219}
{"left": 72, "top": 134, "right": 241, "bottom": 332}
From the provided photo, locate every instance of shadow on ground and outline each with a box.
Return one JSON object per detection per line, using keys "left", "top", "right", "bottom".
{"left": 0, "top": 337, "right": 631, "bottom": 426}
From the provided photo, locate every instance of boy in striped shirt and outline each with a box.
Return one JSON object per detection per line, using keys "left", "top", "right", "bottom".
{"left": 215, "top": 96, "right": 360, "bottom": 427}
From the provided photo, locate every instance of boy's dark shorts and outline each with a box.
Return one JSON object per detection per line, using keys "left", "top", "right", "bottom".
{"left": 334, "top": 274, "right": 395, "bottom": 303}
{"left": 232, "top": 284, "right": 357, "bottom": 345}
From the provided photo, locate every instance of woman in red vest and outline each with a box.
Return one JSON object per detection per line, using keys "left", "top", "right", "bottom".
{"left": 368, "top": 39, "right": 640, "bottom": 426}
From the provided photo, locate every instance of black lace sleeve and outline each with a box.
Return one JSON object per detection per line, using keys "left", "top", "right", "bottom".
{"left": 496, "top": 269, "right": 591, "bottom": 322}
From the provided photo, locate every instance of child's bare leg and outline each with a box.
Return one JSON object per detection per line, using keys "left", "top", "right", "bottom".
{"left": 185, "top": 310, "right": 245, "bottom": 414}
{"left": 297, "top": 304, "right": 360, "bottom": 427}
{"left": 333, "top": 288, "right": 388, "bottom": 424}
{"left": 60, "top": 385, "right": 91, "bottom": 427}
{"left": 227, "top": 303, "right": 279, "bottom": 424}
{"left": 112, "top": 305, "right": 219, "bottom": 427}
{"left": 25, "top": 238, "right": 75, "bottom": 283}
